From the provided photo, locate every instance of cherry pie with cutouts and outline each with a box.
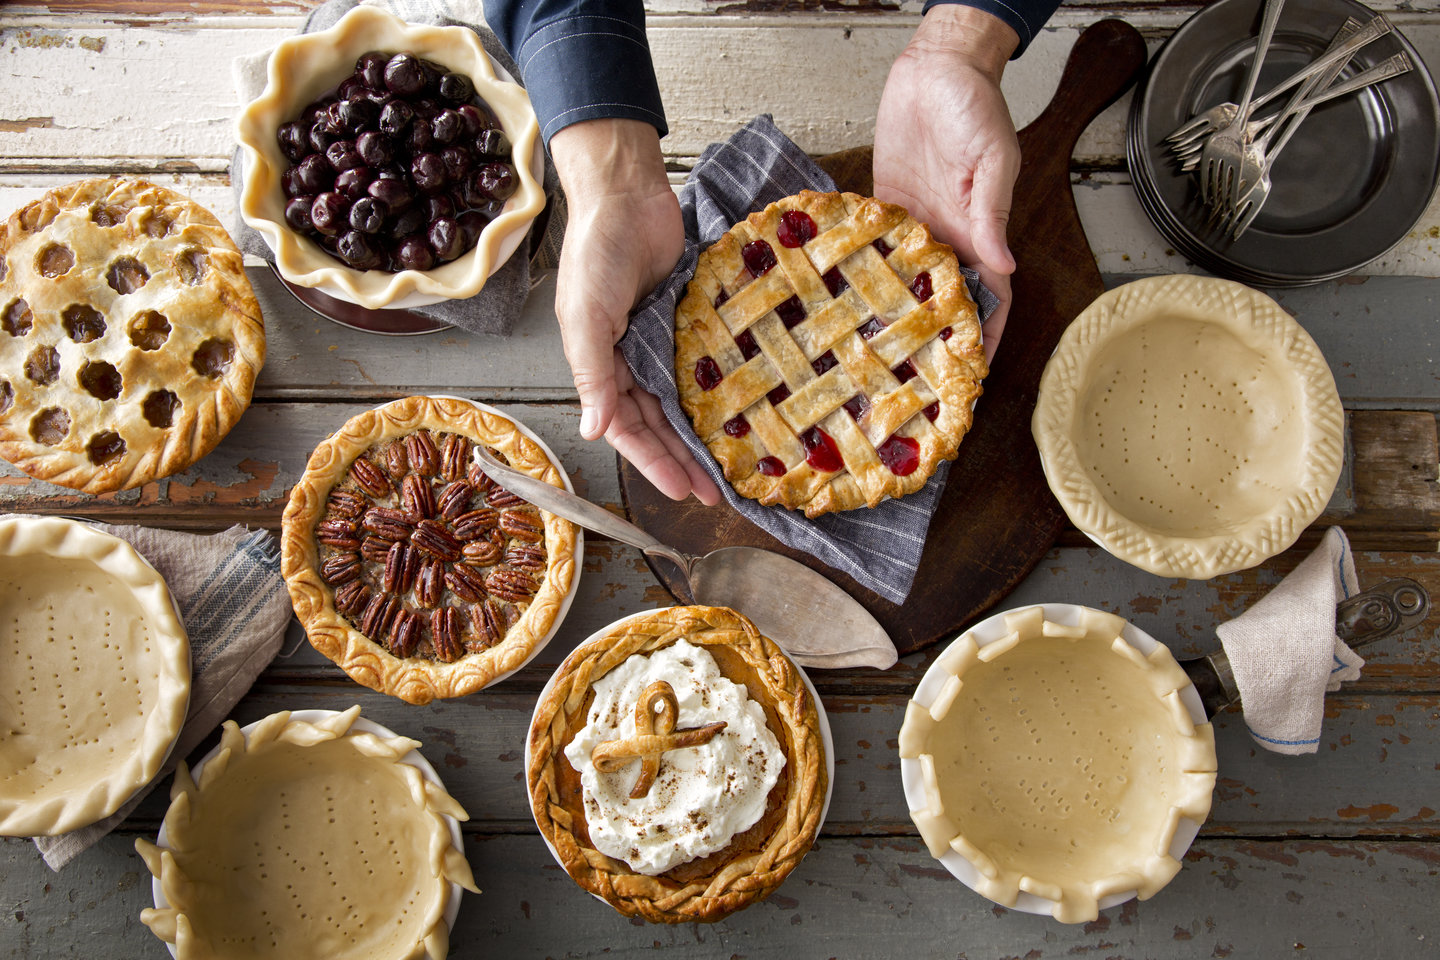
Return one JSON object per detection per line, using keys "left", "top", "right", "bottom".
{"left": 0, "top": 178, "right": 265, "bottom": 492}
{"left": 675, "top": 191, "right": 986, "bottom": 517}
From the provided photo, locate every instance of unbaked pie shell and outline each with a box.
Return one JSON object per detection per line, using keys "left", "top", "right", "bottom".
{"left": 1032, "top": 275, "right": 1344, "bottom": 579}
{"left": 527, "top": 605, "right": 828, "bottom": 923}
{"left": 0, "top": 515, "right": 189, "bottom": 837}
{"left": 899, "top": 604, "right": 1217, "bottom": 923}
{"left": 136, "top": 706, "right": 478, "bottom": 960}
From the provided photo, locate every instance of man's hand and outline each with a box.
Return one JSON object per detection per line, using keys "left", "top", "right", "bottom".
{"left": 874, "top": 6, "right": 1021, "bottom": 363}
{"left": 548, "top": 118, "right": 721, "bottom": 505}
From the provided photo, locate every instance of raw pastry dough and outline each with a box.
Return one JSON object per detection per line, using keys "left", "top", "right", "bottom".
{"left": 1032, "top": 275, "right": 1343, "bottom": 578}
{"left": 899, "top": 606, "right": 1217, "bottom": 923}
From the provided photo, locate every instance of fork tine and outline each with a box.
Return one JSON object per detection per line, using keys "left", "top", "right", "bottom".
{"left": 1230, "top": 195, "right": 1264, "bottom": 240}
{"left": 1164, "top": 115, "right": 1212, "bottom": 144}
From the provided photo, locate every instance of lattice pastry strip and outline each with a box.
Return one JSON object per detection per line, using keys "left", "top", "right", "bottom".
{"left": 676, "top": 190, "right": 986, "bottom": 517}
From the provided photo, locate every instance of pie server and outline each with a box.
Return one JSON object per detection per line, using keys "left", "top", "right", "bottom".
{"left": 473, "top": 448, "right": 896, "bottom": 664}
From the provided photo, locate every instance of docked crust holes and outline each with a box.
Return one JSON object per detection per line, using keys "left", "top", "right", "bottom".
{"left": 62, "top": 304, "right": 106, "bottom": 343}
{"left": 87, "top": 431, "right": 125, "bottom": 466}
{"left": 143, "top": 390, "right": 180, "bottom": 428}
{"left": 24, "top": 346, "right": 59, "bottom": 385}
{"left": 2, "top": 299, "right": 33, "bottom": 337}
{"left": 91, "top": 203, "right": 130, "bottom": 228}
{"left": 79, "top": 361, "right": 122, "bottom": 401}
{"left": 175, "top": 248, "right": 208, "bottom": 285}
{"left": 128, "top": 310, "right": 170, "bottom": 351}
{"left": 37, "top": 244, "right": 74, "bottom": 278}
{"left": 106, "top": 257, "right": 148, "bottom": 295}
{"left": 192, "top": 338, "right": 234, "bottom": 378}
{"left": 30, "top": 407, "right": 69, "bottom": 445}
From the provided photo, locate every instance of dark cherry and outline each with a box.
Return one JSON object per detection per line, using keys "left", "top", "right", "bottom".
{"left": 742, "top": 240, "right": 777, "bottom": 277}
{"left": 922, "top": 401, "right": 940, "bottom": 422}
{"left": 411, "top": 153, "right": 448, "bottom": 194}
{"left": 892, "top": 360, "right": 917, "bottom": 384}
{"left": 426, "top": 195, "right": 456, "bottom": 221}
{"left": 337, "top": 230, "right": 384, "bottom": 270}
{"left": 322, "top": 102, "right": 349, "bottom": 135}
{"left": 713, "top": 288, "right": 730, "bottom": 308}
{"left": 384, "top": 54, "right": 426, "bottom": 96}
{"left": 910, "top": 271, "right": 933, "bottom": 302}
{"left": 393, "top": 235, "right": 436, "bottom": 272}
{"left": 391, "top": 205, "right": 426, "bottom": 237}
{"left": 811, "top": 350, "right": 837, "bottom": 375}
{"left": 325, "top": 140, "right": 364, "bottom": 172}
{"left": 735, "top": 330, "right": 760, "bottom": 361}
{"left": 428, "top": 217, "right": 466, "bottom": 261}
{"left": 457, "top": 103, "right": 494, "bottom": 136}
{"left": 475, "top": 128, "right": 509, "bottom": 158}
{"left": 471, "top": 163, "right": 516, "bottom": 203}
{"left": 457, "top": 209, "right": 489, "bottom": 246}
{"left": 405, "top": 122, "right": 434, "bottom": 156}
{"left": 295, "top": 154, "right": 335, "bottom": 194}
{"left": 822, "top": 267, "right": 849, "bottom": 297}
{"left": 723, "top": 415, "right": 750, "bottom": 438}
{"left": 277, "top": 121, "right": 310, "bottom": 162}
{"left": 412, "top": 96, "right": 442, "bottom": 120}
{"left": 310, "top": 192, "right": 348, "bottom": 237}
{"left": 368, "top": 177, "right": 414, "bottom": 212}
{"left": 440, "top": 146, "right": 473, "bottom": 181}
{"left": 335, "top": 97, "right": 378, "bottom": 134}
{"left": 334, "top": 166, "right": 374, "bottom": 201}
{"left": 356, "top": 52, "right": 389, "bottom": 90}
{"left": 438, "top": 72, "right": 474, "bottom": 103}
{"left": 877, "top": 435, "right": 921, "bottom": 476}
{"left": 349, "top": 197, "right": 387, "bottom": 234}
{"left": 301, "top": 100, "right": 333, "bottom": 127}
{"left": 308, "top": 122, "right": 339, "bottom": 155}
{"left": 775, "top": 295, "right": 805, "bottom": 329}
{"left": 355, "top": 130, "right": 393, "bottom": 168}
{"left": 801, "top": 427, "right": 844, "bottom": 473}
{"left": 280, "top": 166, "right": 304, "bottom": 198}
{"left": 857, "top": 317, "right": 887, "bottom": 340}
{"left": 756, "top": 456, "right": 786, "bottom": 477}
{"left": 694, "top": 356, "right": 723, "bottom": 391}
{"left": 284, "top": 196, "right": 314, "bottom": 232}
{"left": 842, "top": 394, "right": 870, "bottom": 421}
{"left": 873, "top": 238, "right": 893, "bottom": 257}
{"left": 337, "top": 76, "right": 366, "bottom": 103}
{"left": 767, "top": 384, "right": 791, "bottom": 406}
{"left": 776, "top": 210, "right": 817, "bottom": 248}
{"left": 939, "top": 326, "right": 953, "bottom": 341}
{"left": 432, "top": 109, "right": 463, "bottom": 144}
{"left": 378, "top": 100, "right": 416, "bottom": 136}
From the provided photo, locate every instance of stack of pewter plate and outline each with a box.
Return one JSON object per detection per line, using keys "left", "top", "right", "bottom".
{"left": 1127, "top": 0, "right": 1440, "bottom": 286}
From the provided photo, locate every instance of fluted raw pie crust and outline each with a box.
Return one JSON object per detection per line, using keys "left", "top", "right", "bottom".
{"left": 1032, "top": 274, "right": 1344, "bottom": 579}
{"left": 136, "top": 707, "right": 478, "bottom": 960}
{"left": 899, "top": 605, "right": 1217, "bottom": 923}
{"left": 235, "top": 4, "right": 546, "bottom": 309}
{"left": 0, "top": 178, "right": 264, "bottom": 492}
{"left": 527, "top": 605, "right": 827, "bottom": 923}
{"left": 0, "top": 516, "right": 189, "bottom": 837}
{"left": 281, "top": 396, "right": 578, "bottom": 704}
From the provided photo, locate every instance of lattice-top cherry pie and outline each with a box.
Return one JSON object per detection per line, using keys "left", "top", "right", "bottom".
{"left": 675, "top": 190, "right": 986, "bottom": 517}
{"left": 0, "top": 178, "right": 264, "bottom": 492}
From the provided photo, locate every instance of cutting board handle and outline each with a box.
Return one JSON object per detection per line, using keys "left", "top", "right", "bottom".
{"left": 1024, "top": 20, "right": 1148, "bottom": 157}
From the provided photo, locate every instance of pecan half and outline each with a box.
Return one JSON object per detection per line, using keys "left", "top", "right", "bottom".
{"left": 361, "top": 536, "right": 392, "bottom": 563}
{"left": 467, "top": 461, "right": 497, "bottom": 495}
{"left": 316, "top": 518, "right": 361, "bottom": 549}
{"left": 414, "top": 558, "right": 444, "bottom": 608}
{"left": 499, "top": 510, "right": 544, "bottom": 543}
{"left": 431, "top": 607, "right": 464, "bottom": 662}
{"left": 326, "top": 489, "right": 368, "bottom": 519}
{"left": 385, "top": 442, "right": 409, "bottom": 479}
{"left": 391, "top": 610, "right": 423, "bottom": 658}
{"left": 469, "top": 596, "right": 506, "bottom": 647}
{"left": 349, "top": 458, "right": 392, "bottom": 498}
{"left": 452, "top": 508, "right": 499, "bottom": 541}
{"left": 459, "top": 537, "right": 503, "bottom": 566}
{"left": 441, "top": 434, "right": 470, "bottom": 481}
{"left": 383, "top": 541, "right": 421, "bottom": 594}
{"left": 504, "top": 543, "right": 547, "bottom": 572}
{"left": 406, "top": 430, "right": 440, "bottom": 476}
{"left": 334, "top": 580, "right": 371, "bottom": 618}
{"left": 436, "top": 480, "right": 474, "bottom": 521}
{"left": 401, "top": 474, "right": 436, "bottom": 520}
{"left": 485, "top": 569, "right": 538, "bottom": 603}
{"left": 411, "top": 518, "right": 462, "bottom": 561}
{"left": 445, "top": 564, "right": 488, "bottom": 602}
{"left": 487, "top": 488, "right": 529, "bottom": 509}
{"left": 359, "top": 593, "right": 401, "bottom": 639}
{"left": 363, "top": 506, "right": 417, "bottom": 541}
{"left": 320, "top": 552, "right": 362, "bottom": 585}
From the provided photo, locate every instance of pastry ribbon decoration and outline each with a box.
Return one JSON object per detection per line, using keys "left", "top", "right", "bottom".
{"left": 592, "top": 680, "right": 727, "bottom": 799}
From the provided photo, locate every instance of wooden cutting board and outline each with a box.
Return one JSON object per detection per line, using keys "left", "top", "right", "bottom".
{"left": 619, "top": 20, "right": 1149, "bottom": 656}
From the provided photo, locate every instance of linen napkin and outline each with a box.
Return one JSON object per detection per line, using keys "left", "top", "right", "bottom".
{"left": 621, "top": 115, "right": 999, "bottom": 605}
{"left": 1215, "top": 527, "right": 1365, "bottom": 755}
{"left": 229, "top": 0, "right": 564, "bottom": 335}
{"left": 33, "top": 523, "right": 291, "bottom": 870}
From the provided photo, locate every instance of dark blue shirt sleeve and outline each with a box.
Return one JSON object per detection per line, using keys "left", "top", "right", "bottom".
{"left": 482, "top": 0, "right": 667, "bottom": 145}
{"left": 921, "top": 0, "right": 1063, "bottom": 57}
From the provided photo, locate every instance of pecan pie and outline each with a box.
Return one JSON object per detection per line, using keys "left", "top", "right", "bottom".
{"left": 527, "top": 605, "right": 827, "bottom": 923}
{"left": 675, "top": 190, "right": 986, "bottom": 517}
{"left": 0, "top": 178, "right": 265, "bottom": 492}
{"left": 281, "top": 396, "right": 578, "bottom": 704}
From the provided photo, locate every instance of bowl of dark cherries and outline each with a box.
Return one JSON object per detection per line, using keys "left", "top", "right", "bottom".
{"left": 236, "top": 5, "right": 545, "bottom": 309}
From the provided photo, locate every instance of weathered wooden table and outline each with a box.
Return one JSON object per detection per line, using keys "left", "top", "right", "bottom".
{"left": 3, "top": 2, "right": 1438, "bottom": 957}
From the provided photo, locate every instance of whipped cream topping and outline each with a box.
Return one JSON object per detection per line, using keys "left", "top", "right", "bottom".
{"left": 564, "top": 638, "right": 785, "bottom": 875}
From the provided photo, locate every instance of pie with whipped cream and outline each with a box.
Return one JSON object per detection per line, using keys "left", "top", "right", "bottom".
{"left": 527, "top": 605, "right": 827, "bottom": 922}
{"left": 0, "top": 516, "right": 189, "bottom": 837}
{"left": 674, "top": 190, "right": 986, "bottom": 517}
{"left": 282, "top": 396, "right": 578, "bottom": 704}
{"left": 0, "top": 178, "right": 265, "bottom": 492}
{"left": 136, "top": 707, "right": 478, "bottom": 959}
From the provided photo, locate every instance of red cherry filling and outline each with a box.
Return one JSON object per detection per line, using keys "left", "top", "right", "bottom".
{"left": 776, "top": 210, "right": 817, "bottom": 248}
{"left": 873, "top": 238, "right": 893, "bottom": 257}
{"left": 713, "top": 288, "right": 729, "bottom": 308}
{"left": 922, "top": 401, "right": 940, "bottom": 422}
{"left": 823, "top": 267, "right": 849, "bottom": 297}
{"left": 736, "top": 329, "right": 761, "bottom": 360}
{"left": 910, "top": 271, "right": 933, "bottom": 302}
{"left": 939, "top": 326, "right": 953, "bottom": 341}
{"left": 842, "top": 394, "right": 870, "bottom": 420}
{"left": 775, "top": 295, "right": 806, "bottom": 329}
{"left": 857, "top": 317, "right": 886, "bottom": 340}
{"left": 694, "top": 355, "right": 722, "bottom": 391}
{"left": 767, "top": 384, "right": 792, "bottom": 406}
{"left": 801, "top": 427, "right": 844, "bottom": 472}
{"left": 723, "top": 415, "right": 750, "bottom": 438}
{"left": 757, "top": 456, "right": 786, "bottom": 477}
{"left": 742, "top": 239, "right": 777, "bottom": 276}
{"left": 811, "top": 350, "right": 838, "bottom": 375}
{"left": 878, "top": 435, "right": 921, "bottom": 475}
{"left": 892, "top": 360, "right": 917, "bottom": 384}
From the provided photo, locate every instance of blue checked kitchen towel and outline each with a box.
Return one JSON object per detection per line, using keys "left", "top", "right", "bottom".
{"left": 620, "top": 115, "right": 999, "bottom": 605}
{"left": 34, "top": 523, "right": 291, "bottom": 870}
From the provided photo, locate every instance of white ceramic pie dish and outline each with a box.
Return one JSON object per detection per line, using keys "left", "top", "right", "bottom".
{"left": 149, "top": 708, "right": 470, "bottom": 960}
{"left": 899, "top": 602, "right": 1216, "bottom": 922}
{"left": 1031, "top": 275, "right": 1344, "bottom": 579}
{"left": 235, "top": 5, "right": 546, "bottom": 309}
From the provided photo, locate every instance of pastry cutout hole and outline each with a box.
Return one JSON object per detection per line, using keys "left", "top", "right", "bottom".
{"left": 128, "top": 310, "right": 170, "bottom": 351}
{"left": 142, "top": 211, "right": 173, "bottom": 238}
{"left": 91, "top": 203, "right": 130, "bottom": 228}
{"left": 192, "top": 338, "right": 234, "bottom": 378}
{"left": 87, "top": 430, "right": 126, "bottom": 466}
{"left": 30, "top": 407, "right": 70, "bottom": 445}
{"left": 142, "top": 389, "right": 180, "bottom": 428}
{"left": 37, "top": 243, "right": 74, "bottom": 278}
{"left": 175, "top": 248, "right": 208, "bottom": 286}
{"left": 0, "top": 254, "right": 7, "bottom": 282}
{"left": 0, "top": 381, "right": 12, "bottom": 416}
{"left": 24, "top": 345, "right": 59, "bottom": 385}
{"left": 105, "top": 257, "right": 149, "bottom": 295}
{"left": 62, "top": 304, "right": 106, "bottom": 343}
{"left": 3, "top": 299, "right": 33, "bottom": 337}
{"left": 79, "top": 360, "right": 123, "bottom": 401}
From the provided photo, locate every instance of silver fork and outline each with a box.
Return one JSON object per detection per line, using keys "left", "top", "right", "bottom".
{"left": 1200, "top": 0, "right": 1289, "bottom": 209}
